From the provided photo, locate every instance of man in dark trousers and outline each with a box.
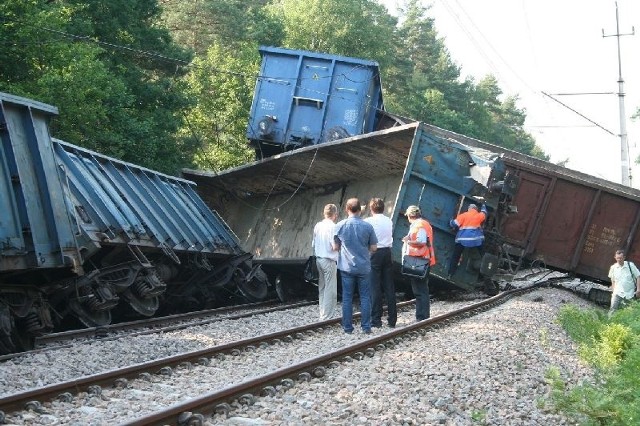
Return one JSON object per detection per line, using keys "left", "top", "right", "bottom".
{"left": 365, "top": 198, "right": 396, "bottom": 328}
{"left": 447, "top": 203, "right": 487, "bottom": 279}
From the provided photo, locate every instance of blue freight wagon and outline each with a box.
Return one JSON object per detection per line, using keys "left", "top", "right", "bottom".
{"left": 184, "top": 122, "right": 505, "bottom": 299}
{"left": 247, "top": 46, "right": 385, "bottom": 158}
{"left": 0, "top": 92, "right": 269, "bottom": 354}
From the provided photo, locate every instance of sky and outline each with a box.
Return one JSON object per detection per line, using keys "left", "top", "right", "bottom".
{"left": 380, "top": 0, "right": 640, "bottom": 188}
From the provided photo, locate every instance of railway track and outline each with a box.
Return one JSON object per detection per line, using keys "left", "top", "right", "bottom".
{"left": 0, "top": 281, "right": 573, "bottom": 425}
{"left": 0, "top": 300, "right": 315, "bottom": 363}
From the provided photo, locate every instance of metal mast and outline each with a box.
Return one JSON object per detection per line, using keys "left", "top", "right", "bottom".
{"left": 603, "top": 2, "right": 635, "bottom": 186}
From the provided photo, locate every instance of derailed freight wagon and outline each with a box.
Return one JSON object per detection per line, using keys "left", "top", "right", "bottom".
{"left": 185, "top": 121, "right": 640, "bottom": 302}
{"left": 247, "top": 46, "right": 386, "bottom": 158}
{"left": 0, "top": 92, "right": 268, "bottom": 354}
{"left": 184, "top": 122, "right": 506, "bottom": 298}
{"left": 424, "top": 125, "right": 640, "bottom": 305}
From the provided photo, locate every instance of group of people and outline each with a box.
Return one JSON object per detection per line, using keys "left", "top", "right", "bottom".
{"left": 312, "top": 197, "right": 438, "bottom": 333}
{"left": 315, "top": 197, "right": 640, "bottom": 327}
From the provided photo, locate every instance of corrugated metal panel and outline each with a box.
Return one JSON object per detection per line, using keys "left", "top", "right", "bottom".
{"left": 0, "top": 92, "right": 80, "bottom": 272}
{"left": 54, "top": 140, "right": 243, "bottom": 256}
{"left": 247, "top": 46, "right": 383, "bottom": 150}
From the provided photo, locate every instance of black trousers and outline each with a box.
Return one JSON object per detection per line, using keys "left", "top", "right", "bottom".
{"left": 370, "top": 247, "right": 397, "bottom": 326}
{"left": 411, "top": 272, "right": 430, "bottom": 321}
{"left": 448, "top": 244, "right": 483, "bottom": 276}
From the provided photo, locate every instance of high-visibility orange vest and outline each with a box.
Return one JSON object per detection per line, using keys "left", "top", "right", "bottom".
{"left": 407, "top": 218, "right": 436, "bottom": 266}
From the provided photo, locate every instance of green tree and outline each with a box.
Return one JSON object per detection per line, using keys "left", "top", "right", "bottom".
{"left": 1, "top": 0, "right": 195, "bottom": 174}
{"left": 158, "top": 0, "right": 283, "bottom": 55}
{"left": 267, "top": 0, "right": 397, "bottom": 70}
{"left": 180, "top": 43, "right": 259, "bottom": 171}
{"left": 391, "top": 1, "right": 547, "bottom": 158}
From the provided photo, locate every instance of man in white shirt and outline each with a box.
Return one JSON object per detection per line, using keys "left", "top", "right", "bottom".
{"left": 608, "top": 249, "right": 640, "bottom": 318}
{"left": 312, "top": 204, "right": 339, "bottom": 320}
{"left": 365, "top": 198, "right": 396, "bottom": 328}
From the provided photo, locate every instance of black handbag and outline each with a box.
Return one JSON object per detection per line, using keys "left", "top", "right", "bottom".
{"left": 303, "top": 255, "right": 319, "bottom": 283}
{"left": 401, "top": 256, "right": 430, "bottom": 279}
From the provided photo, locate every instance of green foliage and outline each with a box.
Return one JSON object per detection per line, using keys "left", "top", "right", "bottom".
{"left": 0, "top": 0, "right": 194, "bottom": 174}
{"left": 551, "top": 302, "right": 640, "bottom": 424}
{"left": 1, "top": 0, "right": 550, "bottom": 174}
{"left": 557, "top": 304, "right": 604, "bottom": 344}
{"left": 580, "top": 323, "right": 633, "bottom": 370}
{"left": 158, "top": 0, "right": 284, "bottom": 55}
{"left": 267, "top": 0, "right": 397, "bottom": 68}
{"left": 181, "top": 43, "right": 258, "bottom": 171}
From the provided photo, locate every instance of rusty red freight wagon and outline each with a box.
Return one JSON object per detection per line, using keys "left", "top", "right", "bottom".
{"left": 422, "top": 124, "right": 640, "bottom": 284}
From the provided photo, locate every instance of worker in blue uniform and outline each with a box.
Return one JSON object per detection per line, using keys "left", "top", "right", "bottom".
{"left": 447, "top": 204, "right": 487, "bottom": 278}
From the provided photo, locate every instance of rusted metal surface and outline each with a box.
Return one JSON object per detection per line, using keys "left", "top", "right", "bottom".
{"left": 499, "top": 159, "right": 640, "bottom": 282}
{"left": 185, "top": 119, "right": 640, "bottom": 289}
{"left": 419, "top": 123, "right": 640, "bottom": 283}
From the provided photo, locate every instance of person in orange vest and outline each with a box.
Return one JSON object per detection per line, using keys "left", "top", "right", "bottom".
{"left": 402, "top": 205, "right": 436, "bottom": 321}
{"left": 447, "top": 203, "right": 487, "bottom": 278}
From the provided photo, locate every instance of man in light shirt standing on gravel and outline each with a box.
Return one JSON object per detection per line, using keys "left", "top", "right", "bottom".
{"left": 312, "top": 204, "right": 339, "bottom": 320}
{"left": 365, "top": 198, "right": 396, "bottom": 328}
{"left": 608, "top": 249, "right": 640, "bottom": 318}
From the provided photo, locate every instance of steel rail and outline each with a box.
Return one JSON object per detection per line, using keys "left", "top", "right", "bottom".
{"left": 0, "top": 300, "right": 313, "bottom": 363}
{"left": 123, "top": 286, "right": 539, "bottom": 425}
{"left": 0, "top": 300, "right": 417, "bottom": 414}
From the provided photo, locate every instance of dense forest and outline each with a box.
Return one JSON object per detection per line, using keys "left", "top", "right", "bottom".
{"left": 1, "top": 0, "right": 548, "bottom": 175}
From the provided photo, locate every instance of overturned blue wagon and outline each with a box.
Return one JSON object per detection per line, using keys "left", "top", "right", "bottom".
{"left": 247, "top": 46, "right": 386, "bottom": 158}
{"left": 0, "top": 92, "right": 269, "bottom": 354}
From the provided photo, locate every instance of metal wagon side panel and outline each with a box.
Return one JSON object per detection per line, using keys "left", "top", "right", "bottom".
{"left": 247, "top": 46, "right": 383, "bottom": 150}
{"left": 0, "top": 93, "right": 80, "bottom": 272}
{"left": 185, "top": 123, "right": 499, "bottom": 292}
{"left": 420, "top": 123, "right": 640, "bottom": 284}
{"left": 501, "top": 159, "right": 640, "bottom": 282}
{"left": 54, "top": 140, "right": 244, "bottom": 257}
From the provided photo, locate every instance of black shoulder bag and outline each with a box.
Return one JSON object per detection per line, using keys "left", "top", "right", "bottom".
{"left": 304, "top": 256, "right": 319, "bottom": 284}
{"left": 401, "top": 235, "right": 431, "bottom": 279}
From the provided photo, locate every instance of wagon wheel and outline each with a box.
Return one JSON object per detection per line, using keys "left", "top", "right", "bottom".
{"left": 122, "top": 289, "right": 160, "bottom": 317}
{"left": 68, "top": 299, "right": 112, "bottom": 327}
{"left": 235, "top": 267, "right": 269, "bottom": 302}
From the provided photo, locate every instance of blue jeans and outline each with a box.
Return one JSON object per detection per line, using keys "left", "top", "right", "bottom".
{"left": 340, "top": 271, "right": 372, "bottom": 332}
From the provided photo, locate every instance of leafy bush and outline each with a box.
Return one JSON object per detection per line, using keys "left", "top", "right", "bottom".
{"left": 551, "top": 303, "right": 640, "bottom": 424}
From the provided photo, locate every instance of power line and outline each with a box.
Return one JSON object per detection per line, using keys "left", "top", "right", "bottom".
{"left": 541, "top": 91, "right": 616, "bottom": 136}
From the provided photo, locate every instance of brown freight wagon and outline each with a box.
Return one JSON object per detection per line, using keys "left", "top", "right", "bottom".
{"left": 423, "top": 124, "right": 640, "bottom": 284}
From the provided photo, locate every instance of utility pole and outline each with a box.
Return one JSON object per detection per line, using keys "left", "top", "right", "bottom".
{"left": 603, "top": 2, "right": 635, "bottom": 187}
